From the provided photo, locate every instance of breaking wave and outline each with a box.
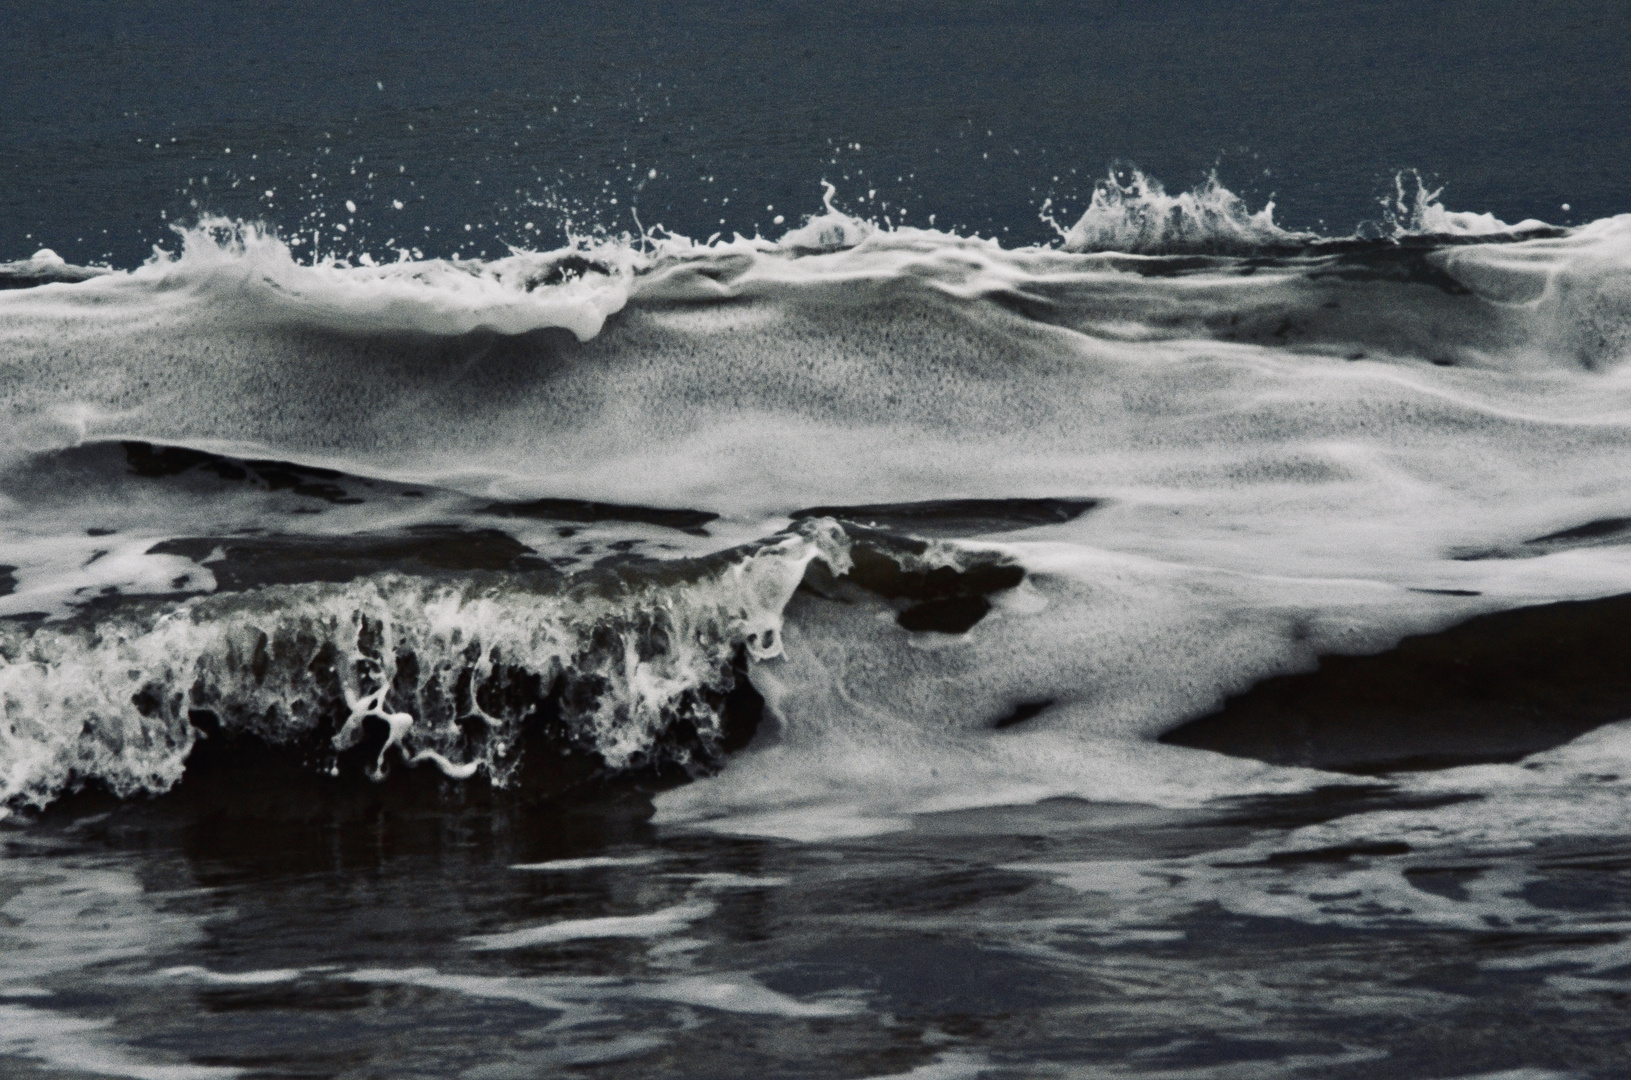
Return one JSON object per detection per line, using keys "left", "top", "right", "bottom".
{"left": 1052, "top": 169, "right": 1311, "bottom": 254}
{"left": 0, "top": 522, "right": 852, "bottom": 811}
{"left": 2, "top": 168, "right": 1577, "bottom": 347}
{"left": 3, "top": 166, "right": 1631, "bottom": 835}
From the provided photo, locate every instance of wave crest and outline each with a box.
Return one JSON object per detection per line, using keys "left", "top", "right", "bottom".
{"left": 127, "top": 218, "right": 641, "bottom": 340}
{"left": 1379, "top": 171, "right": 1553, "bottom": 238}
{"left": 1055, "top": 169, "right": 1310, "bottom": 255}
{"left": 0, "top": 523, "right": 850, "bottom": 814}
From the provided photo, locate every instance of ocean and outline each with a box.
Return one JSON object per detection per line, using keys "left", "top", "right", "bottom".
{"left": 4, "top": 2, "right": 1631, "bottom": 1077}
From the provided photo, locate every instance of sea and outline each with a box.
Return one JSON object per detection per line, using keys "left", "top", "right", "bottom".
{"left": 3, "top": 2, "right": 1631, "bottom": 1077}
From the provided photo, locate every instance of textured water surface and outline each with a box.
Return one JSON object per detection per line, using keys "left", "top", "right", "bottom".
{"left": 4, "top": 3, "right": 1631, "bottom": 1077}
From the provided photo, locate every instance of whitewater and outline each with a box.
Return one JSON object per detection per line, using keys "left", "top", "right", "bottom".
{"left": 5, "top": 174, "right": 1631, "bottom": 811}
{"left": 6, "top": 168, "right": 1631, "bottom": 1079}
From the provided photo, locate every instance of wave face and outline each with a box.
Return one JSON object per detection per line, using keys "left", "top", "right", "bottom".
{"left": 0, "top": 522, "right": 851, "bottom": 809}
{"left": 3, "top": 172, "right": 1631, "bottom": 836}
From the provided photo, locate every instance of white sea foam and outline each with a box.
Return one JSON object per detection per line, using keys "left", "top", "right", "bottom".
{"left": 961, "top": 719, "right": 1631, "bottom": 979}
{"left": 463, "top": 901, "right": 716, "bottom": 950}
{"left": 1056, "top": 169, "right": 1311, "bottom": 254}
{"left": 1382, "top": 171, "right": 1554, "bottom": 238}
{"left": 509, "top": 854, "right": 660, "bottom": 871}
{"left": 856, "top": 1052, "right": 989, "bottom": 1080}
{"left": 133, "top": 219, "right": 639, "bottom": 340}
{"left": 157, "top": 966, "right": 303, "bottom": 986}
{"left": 348, "top": 964, "right": 859, "bottom": 1018}
{"left": 2, "top": 175, "right": 1631, "bottom": 831}
{"left": 0, "top": 524, "right": 847, "bottom": 812}
{"left": 0, "top": 1004, "right": 242, "bottom": 1079}
{"left": 0, "top": 857, "right": 205, "bottom": 984}
{"left": 655, "top": 538, "right": 1631, "bottom": 837}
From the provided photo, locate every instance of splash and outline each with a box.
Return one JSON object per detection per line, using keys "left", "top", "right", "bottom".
{"left": 772, "top": 182, "right": 876, "bottom": 252}
{"left": 1054, "top": 168, "right": 1312, "bottom": 255}
{"left": 1379, "top": 170, "right": 1553, "bottom": 238}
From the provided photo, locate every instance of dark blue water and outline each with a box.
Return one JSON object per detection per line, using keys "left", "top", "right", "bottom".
{"left": 5, "top": 0, "right": 1628, "bottom": 266}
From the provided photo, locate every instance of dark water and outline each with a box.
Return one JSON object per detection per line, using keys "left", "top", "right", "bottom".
{"left": 4, "top": 3, "right": 1631, "bottom": 1079}
{"left": 6, "top": 1, "right": 1631, "bottom": 265}
{"left": 11, "top": 778, "right": 1631, "bottom": 1079}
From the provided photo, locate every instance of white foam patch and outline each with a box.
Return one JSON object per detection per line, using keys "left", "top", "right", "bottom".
{"left": 1361, "top": 722, "right": 1631, "bottom": 851}
{"left": 348, "top": 965, "right": 861, "bottom": 1019}
{"left": 856, "top": 1052, "right": 989, "bottom": 1080}
{"left": 641, "top": 975, "right": 859, "bottom": 1017}
{"left": 670, "top": 872, "right": 790, "bottom": 889}
{"left": 966, "top": 724, "right": 1631, "bottom": 965}
{"left": 0, "top": 1004, "right": 240, "bottom": 1079}
{"left": 0, "top": 536, "right": 217, "bottom": 621}
{"left": 463, "top": 901, "right": 717, "bottom": 950}
{"left": 0, "top": 856, "right": 205, "bottom": 984}
{"left": 509, "top": 855, "right": 660, "bottom": 871}
{"left": 1007, "top": 853, "right": 1542, "bottom": 936}
{"left": 2, "top": 194, "right": 1623, "bottom": 488}
{"left": 133, "top": 219, "right": 635, "bottom": 340}
{"left": 658, "top": 549, "right": 1472, "bottom": 837}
